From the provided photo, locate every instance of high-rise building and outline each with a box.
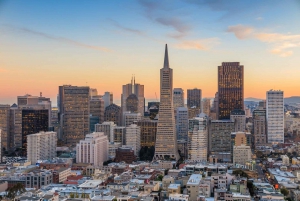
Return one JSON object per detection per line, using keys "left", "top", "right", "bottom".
{"left": 113, "top": 126, "right": 126, "bottom": 144}
{"left": 0, "top": 105, "right": 11, "bottom": 154}
{"left": 0, "top": 129, "right": 2, "bottom": 162}
{"left": 136, "top": 119, "right": 157, "bottom": 147}
{"left": 102, "top": 92, "right": 113, "bottom": 108}
{"left": 154, "top": 44, "right": 179, "bottom": 161}
{"left": 76, "top": 132, "right": 108, "bottom": 166}
{"left": 230, "top": 109, "right": 246, "bottom": 132}
{"left": 187, "top": 88, "right": 201, "bottom": 109}
{"left": 266, "top": 90, "right": 284, "bottom": 143}
{"left": 123, "top": 112, "right": 142, "bottom": 127}
{"left": 58, "top": 85, "right": 90, "bottom": 146}
{"left": 104, "top": 104, "right": 121, "bottom": 126}
{"left": 253, "top": 110, "right": 267, "bottom": 146}
{"left": 90, "top": 97, "right": 105, "bottom": 123}
{"left": 202, "top": 98, "right": 211, "bottom": 117}
{"left": 188, "top": 113, "right": 208, "bottom": 162}
{"left": 176, "top": 107, "right": 188, "bottom": 141}
{"left": 95, "top": 121, "right": 115, "bottom": 142}
{"left": 50, "top": 107, "right": 59, "bottom": 134}
{"left": 121, "top": 76, "right": 145, "bottom": 115}
{"left": 258, "top": 100, "right": 266, "bottom": 110}
{"left": 208, "top": 120, "right": 235, "bottom": 160}
{"left": 148, "top": 102, "right": 159, "bottom": 120}
{"left": 233, "top": 145, "right": 251, "bottom": 165}
{"left": 218, "top": 62, "right": 244, "bottom": 120}
{"left": 27, "top": 131, "right": 57, "bottom": 165}
{"left": 125, "top": 124, "right": 141, "bottom": 155}
{"left": 173, "top": 88, "right": 184, "bottom": 109}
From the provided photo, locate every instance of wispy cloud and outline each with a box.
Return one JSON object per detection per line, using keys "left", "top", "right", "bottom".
{"left": 156, "top": 17, "right": 191, "bottom": 39}
{"left": 1, "top": 24, "right": 111, "bottom": 52}
{"left": 227, "top": 24, "right": 300, "bottom": 57}
{"left": 108, "top": 19, "right": 144, "bottom": 36}
{"left": 175, "top": 38, "right": 219, "bottom": 50}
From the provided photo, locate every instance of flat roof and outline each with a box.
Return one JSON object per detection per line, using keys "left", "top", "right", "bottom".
{"left": 187, "top": 174, "right": 201, "bottom": 185}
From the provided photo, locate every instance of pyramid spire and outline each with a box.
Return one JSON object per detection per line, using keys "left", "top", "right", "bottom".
{"left": 163, "top": 44, "right": 169, "bottom": 68}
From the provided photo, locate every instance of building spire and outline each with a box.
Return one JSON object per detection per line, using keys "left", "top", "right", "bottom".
{"left": 163, "top": 44, "right": 169, "bottom": 68}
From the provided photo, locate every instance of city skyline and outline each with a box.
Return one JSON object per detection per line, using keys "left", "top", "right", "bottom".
{"left": 1, "top": 0, "right": 300, "bottom": 105}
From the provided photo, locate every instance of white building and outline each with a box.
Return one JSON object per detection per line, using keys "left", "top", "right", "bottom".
{"left": 173, "top": 88, "right": 184, "bottom": 109}
{"left": 176, "top": 107, "right": 189, "bottom": 141}
{"left": 27, "top": 131, "right": 57, "bottom": 165}
{"left": 123, "top": 112, "right": 142, "bottom": 127}
{"left": 281, "top": 155, "right": 290, "bottom": 166}
{"left": 188, "top": 113, "right": 208, "bottom": 162}
{"left": 95, "top": 121, "right": 115, "bottom": 142}
{"left": 76, "top": 132, "right": 108, "bottom": 166}
{"left": 125, "top": 124, "right": 141, "bottom": 155}
{"left": 233, "top": 144, "right": 251, "bottom": 165}
{"left": 267, "top": 90, "right": 284, "bottom": 143}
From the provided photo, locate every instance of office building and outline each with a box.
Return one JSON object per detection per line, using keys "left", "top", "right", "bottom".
{"left": 253, "top": 109, "right": 267, "bottom": 146}
{"left": 50, "top": 107, "right": 59, "bottom": 134}
{"left": 188, "top": 107, "right": 200, "bottom": 119}
{"left": 154, "top": 44, "right": 179, "bottom": 161}
{"left": 188, "top": 114, "right": 208, "bottom": 162}
{"left": 76, "top": 132, "right": 108, "bottom": 166}
{"left": 231, "top": 131, "right": 252, "bottom": 147}
{"left": 27, "top": 131, "right": 57, "bottom": 164}
{"left": 125, "top": 124, "right": 141, "bottom": 155}
{"left": 104, "top": 104, "right": 121, "bottom": 126}
{"left": 230, "top": 109, "right": 246, "bottom": 132}
{"left": 95, "top": 121, "right": 115, "bottom": 142}
{"left": 121, "top": 76, "right": 145, "bottom": 115}
{"left": 266, "top": 90, "right": 284, "bottom": 143}
{"left": 102, "top": 92, "right": 113, "bottom": 108}
{"left": 136, "top": 119, "right": 157, "bottom": 147}
{"left": 176, "top": 107, "right": 188, "bottom": 141}
{"left": 218, "top": 62, "right": 244, "bottom": 120}
{"left": 108, "top": 142, "right": 122, "bottom": 159}
{"left": 58, "top": 85, "right": 90, "bottom": 146}
{"left": 0, "top": 105, "right": 10, "bottom": 154}
{"left": 233, "top": 145, "right": 251, "bottom": 165}
{"left": 208, "top": 120, "right": 235, "bottom": 161}
{"left": 123, "top": 112, "right": 142, "bottom": 127}
{"left": 0, "top": 129, "right": 1, "bottom": 162}
{"left": 202, "top": 98, "right": 211, "bottom": 117}
{"left": 148, "top": 102, "right": 159, "bottom": 120}
{"left": 173, "top": 88, "right": 184, "bottom": 109}
{"left": 258, "top": 100, "right": 266, "bottom": 110}
{"left": 115, "top": 147, "right": 136, "bottom": 163}
{"left": 187, "top": 88, "right": 201, "bottom": 109}
{"left": 114, "top": 126, "right": 126, "bottom": 144}
{"left": 90, "top": 97, "right": 105, "bottom": 124}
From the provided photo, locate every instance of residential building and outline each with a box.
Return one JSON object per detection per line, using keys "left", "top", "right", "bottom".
{"left": 125, "top": 124, "right": 141, "bottom": 155}
{"left": 154, "top": 44, "right": 179, "bottom": 161}
{"left": 253, "top": 109, "right": 267, "bottom": 146}
{"left": 233, "top": 144, "right": 251, "bottom": 165}
{"left": 52, "top": 167, "right": 71, "bottom": 183}
{"left": 186, "top": 174, "right": 202, "bottom": 201}
{"left": 218, "top": 62, "right": 244, "bottom": 120}
{"left": 76, "top": 132, "right": 108, "bottom": 166}
{"left": 176, "top": 107, "right": 188, "bottom": 141}
{"left": 58, "top": 85, "right": 90, "bottom": 146}
{"left": 136, "top": 119, "right": 157, "bottom": 147}
{"left": 266, "top": 90, "right": 284, "bottom": 143}
{"left": 230, "top": 109, "right": 246, "bottom": 132}
{"left": 173, "top": 88, "right": 184, "bottom": 109}
{"left": 104, "top": 104, "right": 121, "bottom": 126}
{"left": 27, "top": 131, "right": 57, "bottom": 164}
{"left": 188, "top": 113, "right": 208, "bottom": 162}
{"left": 25, "top": 170, "right": 53, "bottom": 189}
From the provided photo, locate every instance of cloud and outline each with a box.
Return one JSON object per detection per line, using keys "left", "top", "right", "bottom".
{"left": 227, "top": 24, "right": 300, "bottom": 57}
{"left": 1, "top": 24, "right": 111, "bottom": 52}
{"left": 108, "top": 19, "right": 144, "bottom": 36}
{"left": 175, "top": 38, "right": 219, "bottom": 50}
{"left": 155, "top": 17, "right": 191, "bottom": 39}
{"left": 227, "top": 24, "right": 254, "bottom": 39}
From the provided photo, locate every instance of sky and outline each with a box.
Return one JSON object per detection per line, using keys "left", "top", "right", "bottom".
{"left": 1, "top": 0, "right": 300, "bottom": 106}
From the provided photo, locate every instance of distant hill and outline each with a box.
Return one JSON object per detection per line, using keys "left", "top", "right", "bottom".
{"left": 284, "top": 96, "right": 300, "bottom": 104}
{"left": 245, "top": 97, "right": 263, "bottom": 102}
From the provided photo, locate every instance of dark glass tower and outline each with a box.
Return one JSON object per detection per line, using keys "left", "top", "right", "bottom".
{"left": 218, "top": 62, "right": 244, "bottom": 120}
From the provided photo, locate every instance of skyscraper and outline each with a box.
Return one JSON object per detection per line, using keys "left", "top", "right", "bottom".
{"left": 187, "top": 88, "right": 201, "bottom": 109}
{"left": 0, "top": 105, "right": 11, "bottom": 154}
{"left": 104, "top": 104, "right": 121, "bottom": 125}
{"left": 218, "top": 62, "right": 244, "bottom": 120}
{"left": 230, "top": 109, "right": 246, "bottom": 132}
{"left": 173, "top": 88, "right": 184, "bottom": 109}
{"left": 153, "top": 44, "right": 179, "bottom": 161}
{"left": 266, "top": 90, "right": 284, "bottom": 143}
{"left": 59, "top": 85, "right": 90, "bottom": 146}
{"left": 176, "top": 107, "right": 188, "bottom": 141}
{"left": 253, "top": 109, "right": 267, "bottom": 146}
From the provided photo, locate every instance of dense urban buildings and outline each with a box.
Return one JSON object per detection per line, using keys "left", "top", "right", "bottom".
{"left": 136, "top": 119, "right": 157, "bottom": 147}
{"left": 202, "top": 98, "right": 211, "bottom": 117}
{"left": 218, "top": 62, "right": 244, "bottom": 120}
{"left": 230, "top": 109, "right": 246, "bottom": 132}
{"left": 76, "top": 132, "right": 108, "bottom": 166}
{"left": 95, "top": 121, "right": 115, "bottom": 142}
{"left": 58, "top": 85, "right": 90, "bottom": 146}
{"left": 27, "top": 131, "right": 57, "bottom": 165}
{"left": 253, "top": 109, "right": 267, "bottom": 146}
{"left": 176, "top": 107, "right": 188, "bottom": 141}
{"left": 125, "top": 124, "right": 141, "bottom": 156}
{"left": 104, "top": 103, "right": 121, "bottom": 125}
{"left": 0, "top": 105, "right": 10, "bottom": 154}
{"left": 266, "top": 90, "right": 284, "bottom": 143}
{"left": 154, "top": 44, "right": 179, "bottom": 161}
{"left": 187, "top": 88, "right": 201, "bottom": 109}
{"left": 173, "top": 88, "right": 184, "bottom": 109}
{"left": 233, "top": 144, "right": 251, "bottom": 165}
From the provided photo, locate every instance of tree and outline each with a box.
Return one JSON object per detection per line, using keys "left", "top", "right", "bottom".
{"left": 6, "top": 183, "right": 26, "bottom": 199}
{"left": 280, "top": 188, "right": 289, "bottom": 197}
{"left": 247, "top": 181, "right": 254, "bottom": 196}
{"left": 155, "top": 175, "right": 163, "bottom": 181}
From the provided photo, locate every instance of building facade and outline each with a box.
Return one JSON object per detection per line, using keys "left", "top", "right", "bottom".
{"left": 154, "top": 44, "right": 179, "bottom": 161}
{"left": 173, "top": 88, "right": 184, "bottom": 109}
{"left": 202, "top": 98, "right": 211, "bottom": 117}
{"left": 136, "top": 119, "right": 157, "bottom": 147}
{"left": 123, "top": 112, "right": 142, "bottom": 127}
{"left": 125, "top": 124, "right": 141, "bottom": 155}
{"left": 176, "top": 107, "right": 189, "bottom": 141}
{"left": 104, "top": 104, "right": 121, "bottom": 126}
{"left": 233, "top": 145, "right": 251, "bottom": 165}
{"left": 230, "top": 109, "right": 246, "bottom": 132}
{"left": 218, "top": 62, "right": 244, "bottom": 120}
{"left": 253, "top": 109, "right": 267, "bottom": 146}
{"left": 0, "top": 105, "right": 11, "bottom": 155}
{"left": 76, "top": 132, "right": 108, "bottom": 166}
{"left": 95, "top": 121, "right": 115, "bottom": 142}
{"left": 266, "top": 90, "right": 284, "bottom": 143}
{"left": 187, "top": 88, "right": 201, "bottom": 109}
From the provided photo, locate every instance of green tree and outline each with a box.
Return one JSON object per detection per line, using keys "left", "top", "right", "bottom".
{"left": 247, "top": 181, "right": 254, "bottom": 196}
{"left": 155, "top": 175, "right": 163, "bottom": 181}
{"left": 280, "top": 188, "right": 289, "bottom": 197}
{"left": 6, "top": 183, "right": 26, "bottom": 199}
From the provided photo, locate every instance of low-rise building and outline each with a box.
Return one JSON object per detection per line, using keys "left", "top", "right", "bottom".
{"left": 186, "top": 174, "right": 202, "bottom": 201}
